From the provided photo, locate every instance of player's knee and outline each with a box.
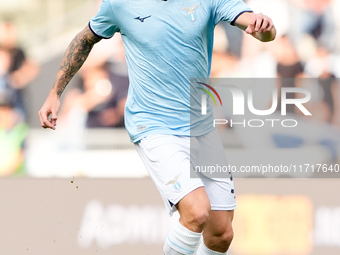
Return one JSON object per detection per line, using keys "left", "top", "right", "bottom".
{"left": 184, "top": 204, "right": 211, "bottom": 232}
{"left": 220, "top": 228, "right": 234, "bottom": 248}
{"left": 177, "top": 187, "right": 211, "bottom": 232}
{"left": 213, "top": 228, "right": 234, "bottom": 250}
{"left": 192, "top": 209, "right": 210, "bottom": 229}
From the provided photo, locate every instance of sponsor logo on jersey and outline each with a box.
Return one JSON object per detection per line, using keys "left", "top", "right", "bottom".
{"left": 180, "top": 3, "right": 200, "bottom": 22}
{"left": 134, "top": 15, "right": 151, "bottom": 22}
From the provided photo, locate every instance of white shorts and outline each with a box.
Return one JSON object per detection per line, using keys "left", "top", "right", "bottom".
{"left": 135, "top": 129, "right": 236, "bottom": 215}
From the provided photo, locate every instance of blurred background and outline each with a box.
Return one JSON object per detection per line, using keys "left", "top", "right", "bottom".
{"left": 0, "top": 0, "right": 339, "bottom": 254}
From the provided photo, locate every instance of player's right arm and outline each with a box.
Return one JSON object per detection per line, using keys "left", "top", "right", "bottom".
{"left": 39, "top": 25, "right": 101, "bottom": 130}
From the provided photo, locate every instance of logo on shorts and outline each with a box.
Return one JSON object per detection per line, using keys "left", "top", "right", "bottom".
{"left": 180, "top": 3, "right": 200, "bottom": 22}
{"left": 197, "top": 82, "right": 223, "bottom": 115}
{"left": 166, "top": 174, "right": 181, "bottom": 190}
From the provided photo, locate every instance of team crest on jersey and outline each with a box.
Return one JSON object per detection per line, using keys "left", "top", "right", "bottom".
{"left": 180, "top": 3, "right": 200, "bottom": 22}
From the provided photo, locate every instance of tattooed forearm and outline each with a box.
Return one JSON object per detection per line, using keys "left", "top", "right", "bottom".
{"left": 52, "top": 26, "right": 101, "bottom": 97}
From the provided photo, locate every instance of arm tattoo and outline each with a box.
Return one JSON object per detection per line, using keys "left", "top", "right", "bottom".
{"left": 52, "top": 26, "right": 101, "bottom": 97}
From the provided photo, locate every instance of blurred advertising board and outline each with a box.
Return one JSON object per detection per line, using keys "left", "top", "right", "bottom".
{"left": 0, "top": 178, "right": 339, "bottom": 255}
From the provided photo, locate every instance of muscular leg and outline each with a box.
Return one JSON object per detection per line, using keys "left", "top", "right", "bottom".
{"left": 177, "top": 187, "right": 211, "bottom": 232}
{"left": 193, "top": 129, "right": 236, "bottom": 253}
{"left": 163, "top": 187, "right": 211, "bottom": 255}
{"left": 196, "top": 210, "right": 234, "bottom": 254}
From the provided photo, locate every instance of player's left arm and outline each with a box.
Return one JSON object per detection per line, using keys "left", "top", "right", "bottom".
{"left": 234, "top": 12, "right": 276, "bottom": 42}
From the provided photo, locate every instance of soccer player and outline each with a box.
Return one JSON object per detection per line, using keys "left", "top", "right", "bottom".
{"left": 39, "top": 0, "right": 275, "bottom": 254}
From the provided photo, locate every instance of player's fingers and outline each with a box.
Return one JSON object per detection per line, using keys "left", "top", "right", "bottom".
{"left": 39, "top": 110, "right": 55, "bottom": 130}
{"left": 51, "top": 113, "right": 58, "bottom": 127}
{"left": 263, "top": 17, "right": 274, "bottom": 32}
{"left": 254, "top": 13, "right": 263, "bottom": 32}
{"left": 38, "top": 109, "right": 47, "bottom": 127}
{"left": 259, "top": 18, "right": 269, "bottom": 33}
{"left": 245, "top": 26, "right": 251, "bottom": 34}
{"left": 44, "top": 119, "right": 55, "bottom": 130}
{"left": 246, "top": 13, "right": 262, "bottom": 34}
{"left": 245, "top": 25, "right": 255, "bottom": 34}
{"left": 245, "top": 13, "right": 257, "bottom": 34}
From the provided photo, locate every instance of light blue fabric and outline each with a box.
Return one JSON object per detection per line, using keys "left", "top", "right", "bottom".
{"left": 90, "top": 0, "right": 252, "bottom": 142}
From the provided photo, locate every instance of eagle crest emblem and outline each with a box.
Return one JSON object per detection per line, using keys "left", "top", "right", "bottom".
{"left": 180, "top": 3, "right": 201, "bottom": 22}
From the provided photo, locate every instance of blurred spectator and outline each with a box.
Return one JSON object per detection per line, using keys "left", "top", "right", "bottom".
{"left": 0, "top": 91, "right": 29, "bottom": 176}
{"left": 0, "top": 47, "right": 12, "bottom": 93}
{"left": 219, "top": 21, "right": 243, "bottom": 58}
{"left": 305, "top": 47, "right": 340, "bottom": 124}
{"left": 274, "top": 36, "right": 304, "bottom": 79}
{"left": 317, "top": 77, "right": 340, "bottom": 125}
{"left": 99, "top": 61, "right": 129, "bottom": 128}
{"left": 211, "top": 25, "right": 243, "bottom": 78}
{"left": 60, "top": 64, "right": 128, "bottom": 128}
{"left": 211, "top": 52, "right": 241, "bottom": 78}
{"left": 273, "top": 35, "right": 305, "bottom": 114}
{"left": 0, "top": 21, "right": 40, "bottom": 119}
{"left": 0, "top": 46, "right": 22, "bottom": 119}
{"left": 289, "top": 0, "right": 336, "bottom": 50}
{"left": 84, "top": 63, "right": 128, "bottom": 128}
{"left": 239, "top": 0, "right": 288, "bottom": 78}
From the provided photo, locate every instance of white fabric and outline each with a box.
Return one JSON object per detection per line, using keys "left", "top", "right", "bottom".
{"left": 163, "top": 221, "right": 201, "bottom": 255}
{"left": 196, "top": 242, "right": 227, "bottom": 255}
{"left": 135, "top": 129, "right": 236, "bottom": 215}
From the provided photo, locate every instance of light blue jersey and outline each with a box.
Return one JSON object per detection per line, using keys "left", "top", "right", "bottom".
{"left": 90, "top": 0, "right": 251, "bottom": 142}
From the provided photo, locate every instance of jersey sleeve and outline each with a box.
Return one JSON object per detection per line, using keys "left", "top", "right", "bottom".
{"left": 212, "top": 0, "right": 253, "bottom": 26}
{"left": 89, "top": 0, "right": 120, "bottom": 39}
